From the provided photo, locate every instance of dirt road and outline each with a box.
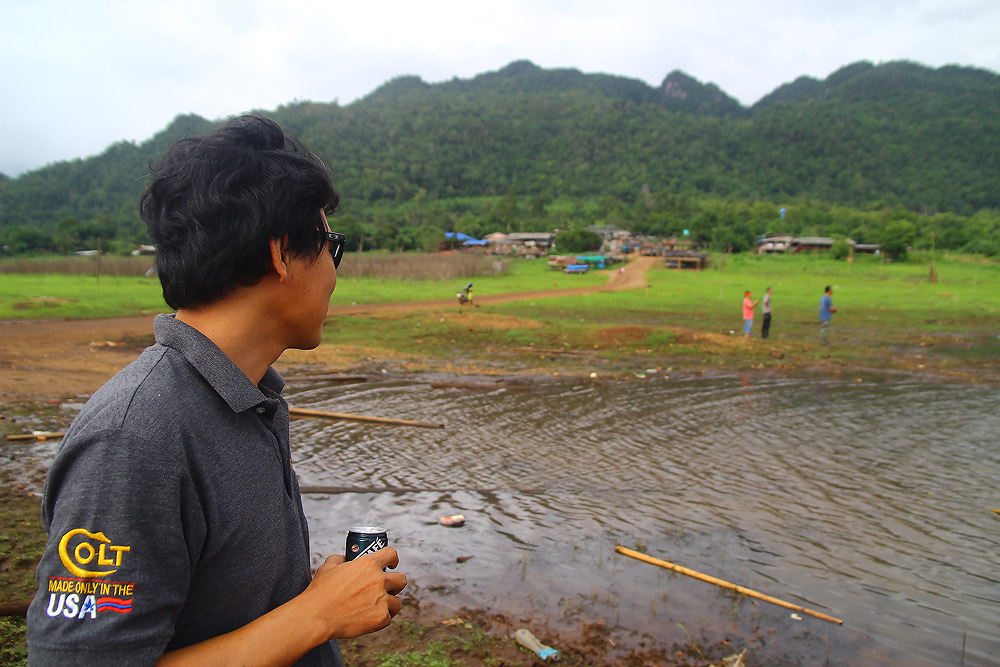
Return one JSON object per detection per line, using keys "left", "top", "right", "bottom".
{"left": 0, "top": 257, "right": 657, "bottom": 401}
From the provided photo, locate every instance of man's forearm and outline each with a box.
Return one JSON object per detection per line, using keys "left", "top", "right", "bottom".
{"left": 157, "top": 595, "right": 327, "bottom": 667}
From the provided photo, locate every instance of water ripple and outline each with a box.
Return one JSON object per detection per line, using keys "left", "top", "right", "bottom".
{"left": 288, "top": 376, "right": 1000, "bottom": 665}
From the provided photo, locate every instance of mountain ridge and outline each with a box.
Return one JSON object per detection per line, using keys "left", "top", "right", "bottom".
{"left": 1, "top": 58, "right": 997, "bottom": 243}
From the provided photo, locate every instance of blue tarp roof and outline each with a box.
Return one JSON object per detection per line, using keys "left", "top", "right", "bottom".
{"left": 463, "top": 239, "right": 489, "bottom": 246}
{"left": 445, "top": 232, "right": 483, "bottom": 242}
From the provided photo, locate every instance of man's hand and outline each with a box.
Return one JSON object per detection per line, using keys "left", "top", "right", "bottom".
{"left": 301, "top": 547, "right": 407, "bottom": 640}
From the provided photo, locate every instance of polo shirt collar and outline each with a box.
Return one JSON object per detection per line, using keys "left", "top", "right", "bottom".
{"left": 153, "top": 314, "right": 285, "bottom": 413}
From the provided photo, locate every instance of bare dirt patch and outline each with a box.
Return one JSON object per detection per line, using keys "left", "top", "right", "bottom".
{"left": 595, "top": 325, "right": 651, "bottom": 347}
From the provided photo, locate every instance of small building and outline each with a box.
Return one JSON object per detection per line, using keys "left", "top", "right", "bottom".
{"left": 507, "top": 232, "right": 556, "bottom": 248}
{"left": 664, "top": 250, "right": 709, "bottom": 270}
{"left": 756, "top": 234, "right": 795, "bottom": 254}
{"left": 662, "top": 236, "right": 693, "bottom": 251}
{"left": 789, "top": 237, "right": 836, "bottom": 253}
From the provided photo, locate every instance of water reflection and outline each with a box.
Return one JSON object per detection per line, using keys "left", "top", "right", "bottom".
{"left": 290, "top": 375, "right": 999, "bottom": 665}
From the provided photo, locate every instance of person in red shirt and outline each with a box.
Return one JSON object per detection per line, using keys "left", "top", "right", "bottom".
{"left": 742, "top": 290, "right": 759, "bottom": 338}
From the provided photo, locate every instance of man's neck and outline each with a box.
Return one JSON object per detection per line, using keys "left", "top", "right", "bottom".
{"left": 175, "top": 297, "right": 285, "bottom": 385}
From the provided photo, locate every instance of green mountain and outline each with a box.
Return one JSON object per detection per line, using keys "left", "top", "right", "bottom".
{"left": 1, "top": 59, "right": 997, "bottom": 252}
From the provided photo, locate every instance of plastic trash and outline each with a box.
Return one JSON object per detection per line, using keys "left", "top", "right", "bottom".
{"left": 438, "top": 514, "right": 466, "bottom": 527}
{"left": 515, "top": 628, "right": 559, "bottom": 661}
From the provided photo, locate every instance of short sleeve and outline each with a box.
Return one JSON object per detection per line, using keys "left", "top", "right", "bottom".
{"left": 27, "top": 428, "right": 205, "bottom": 666}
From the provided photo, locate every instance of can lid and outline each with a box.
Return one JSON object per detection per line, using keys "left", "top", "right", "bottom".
{"left": 348, "top": 525, "right": 385, "bottom": 533}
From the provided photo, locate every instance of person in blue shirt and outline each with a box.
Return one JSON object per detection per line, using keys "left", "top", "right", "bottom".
{"left": 819, "top": 286, "right": 838, "bottom": 347}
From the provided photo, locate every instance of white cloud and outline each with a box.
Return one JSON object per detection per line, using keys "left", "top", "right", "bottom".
{"left": 1, "top": 0, "right": 998, "bottom": 176}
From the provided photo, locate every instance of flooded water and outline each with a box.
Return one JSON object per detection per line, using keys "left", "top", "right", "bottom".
{"left": 288, "top": 374, "right": 999, "bottom": 666}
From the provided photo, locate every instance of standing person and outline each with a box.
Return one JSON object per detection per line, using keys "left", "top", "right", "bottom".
{"left": 761, "top": 287, "right": 773, "bottom": 339}
{"left": 819, "top": 285, "right": 838, "bottom": 347}
{"left": 742, "top": 290, "right": 759, "bottom": 338}
{"left": 27, "top": 116, "right": 406, "bottom": 666}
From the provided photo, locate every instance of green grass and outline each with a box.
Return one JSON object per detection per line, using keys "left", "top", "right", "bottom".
{"left": 332, "top": 257, "right": 605, "bottom": 306}
{"left": 3, "top": 252, "right": 999, "bottom": 377}
{"left": 321, "top": 252, "right": 1000, "bottom": 378}
{"left": 0, "top": 255, "right": 606, "bottom": 319}
{"left": 644, "top": 252, "right": 999, "bottom": 334}
{"left": 373, "top": 643, "right": 453, "bottom": 667}
{"left": 0, "top": 274, "right": 169, "bottom": 319}
{"left": 0, "top": 617, "right": 27, "bottom": 667}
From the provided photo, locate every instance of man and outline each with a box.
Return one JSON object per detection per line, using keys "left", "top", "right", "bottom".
{"left": 819, "top": 285, "right": 838, "bottom": 347}
{"left": 761, "top": 287, "right": 773, "bottom": 339}
{"left": 27, "top": 116, "right": 406, "bottom": 666}
{"left": 742, "top": 290, "right": 759, "bottom": 338}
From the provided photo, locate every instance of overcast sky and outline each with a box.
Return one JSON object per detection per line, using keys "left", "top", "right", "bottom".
{"left": 1, "top": 0, "right": 997, "bottom": 177}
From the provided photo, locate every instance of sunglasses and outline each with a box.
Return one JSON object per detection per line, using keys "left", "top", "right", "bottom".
{"left": 317, "top": 231, "right": 347, "bottom": 268}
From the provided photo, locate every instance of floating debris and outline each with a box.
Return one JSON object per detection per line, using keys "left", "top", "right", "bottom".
{"left": 515, "top": 628, "right": 559, "bottom": 661}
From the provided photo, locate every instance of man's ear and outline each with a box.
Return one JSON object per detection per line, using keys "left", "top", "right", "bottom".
{"left": 268, "top": 236, "right": 291, "bottom": 283}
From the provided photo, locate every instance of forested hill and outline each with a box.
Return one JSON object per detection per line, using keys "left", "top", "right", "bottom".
{"left": 1, "top": 59, "right": 998, "bottom": 241}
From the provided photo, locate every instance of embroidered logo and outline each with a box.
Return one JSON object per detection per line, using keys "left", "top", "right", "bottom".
{"left": 49, "top": 529, "right": 135, "bottom": 621}
{"left": 45, "top": 578, "right": 135, "bottom": 619}
{"left": 57, "top": 528, "right": 130, "bottom": 578}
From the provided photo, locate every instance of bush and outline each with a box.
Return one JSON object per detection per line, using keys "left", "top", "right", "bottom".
{"left": 554, "top": 229, "right": 602, "bottom": 253}
{"left": 830, "top": 238, "right": 850, "bottom": 260}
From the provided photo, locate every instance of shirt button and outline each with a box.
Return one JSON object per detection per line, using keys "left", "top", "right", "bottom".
{"left": 256, "top": 407, "right": 265, "bottom": 414}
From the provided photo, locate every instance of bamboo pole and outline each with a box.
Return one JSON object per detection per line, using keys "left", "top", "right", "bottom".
{"left": 288, "top": 407, "right": 443, "bottom": 429}
{"left": 615, "top": 545, "right": 843, "bottom": 625}
{"left": 0, "top": 600, "right": 31, "bottom": 617}
{"left": 6, "top": 432, "right": 65, "bottom": 441}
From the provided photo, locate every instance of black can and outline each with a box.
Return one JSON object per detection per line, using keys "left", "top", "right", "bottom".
{"left": 345, "top": 525, "right": 388, "bottom": 562}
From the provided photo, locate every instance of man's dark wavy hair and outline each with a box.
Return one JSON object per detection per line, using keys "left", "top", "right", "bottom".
{"left": 140, "top": 115, "right": 339, "bottom": 310}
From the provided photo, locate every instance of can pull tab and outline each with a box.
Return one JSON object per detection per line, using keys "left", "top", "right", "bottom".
{"left": 515, "top": 628, "right": 560, "bottom": 661}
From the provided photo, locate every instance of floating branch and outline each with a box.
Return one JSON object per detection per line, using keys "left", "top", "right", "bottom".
{"left": 288, "top": 407, "right": 443, "bottom": 429}
{"left": 6, "top": 431, "right": 65, "bottom": 441}
{"left": 615, "top": 545, "right": 843, "bottom": 625}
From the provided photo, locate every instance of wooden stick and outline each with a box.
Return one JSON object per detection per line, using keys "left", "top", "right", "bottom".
{"left": 288, "top": 407, "right": 443, "bottom": 429}
{"left": 0, "top": 600, "right": 31, "bottom": 616}
{"left": 6, "top": 432, "right": 66, "bottom": 441}
{"left": 300, "top": 485, "right": 544, "bottom": 495}
{"left": 615, "top": 545, "right": 843, "bottom": 625}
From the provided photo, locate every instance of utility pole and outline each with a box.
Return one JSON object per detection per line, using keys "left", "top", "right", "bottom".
{"left": 929, "top": 232, "right": 937, "bottom": 283}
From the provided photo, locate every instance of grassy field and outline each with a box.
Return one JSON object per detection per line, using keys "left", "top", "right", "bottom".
{"left": 0, "top": 253, "right": 606, "bottom": 319}
{"left": 318, "top": 251, "right": 1000, "bottom": 381}
{"left": 4, "top": 250, "right": 996, "bottom": 378}
{"left": 0, "top": 273, "right": 167, "bottom": 319}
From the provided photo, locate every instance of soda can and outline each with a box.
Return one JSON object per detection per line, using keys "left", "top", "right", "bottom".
{"left": 345, "top": 525, "right": 388, "bottom": 562}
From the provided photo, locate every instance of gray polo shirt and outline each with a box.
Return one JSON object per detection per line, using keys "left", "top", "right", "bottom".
{"left": 27, "top": 314, "right": 342, "bottom": 666}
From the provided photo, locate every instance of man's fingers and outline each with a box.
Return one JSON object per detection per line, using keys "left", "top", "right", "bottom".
{"left": 387, "top": 594, "right": 402, "bottom": 617}
{"left": 385, "top": 572, "right": 407, "bottom": 596}
{"left": 371, "top": 546, "right": 400, "bottom": 569}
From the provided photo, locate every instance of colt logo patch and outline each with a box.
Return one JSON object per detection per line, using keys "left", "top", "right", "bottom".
{"left": 58, "top": 528, "right": 131, "bottom": 578}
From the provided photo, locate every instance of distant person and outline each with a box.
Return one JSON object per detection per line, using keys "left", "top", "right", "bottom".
{"left": 819, "top": 285, "right": 838, "bottom": 346}
{"left": 742, "top": 290, "right": 759, "bottom": 339}
{"left": 761, "top": 286, "right": 773, "bottom": 339}
{"left": 27, "top": 115, "right": 406, "bottom": 665}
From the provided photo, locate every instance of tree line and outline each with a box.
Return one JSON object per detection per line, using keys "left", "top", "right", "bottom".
{"left": 1, "top": 59, "right": 998, "bottom": 258}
